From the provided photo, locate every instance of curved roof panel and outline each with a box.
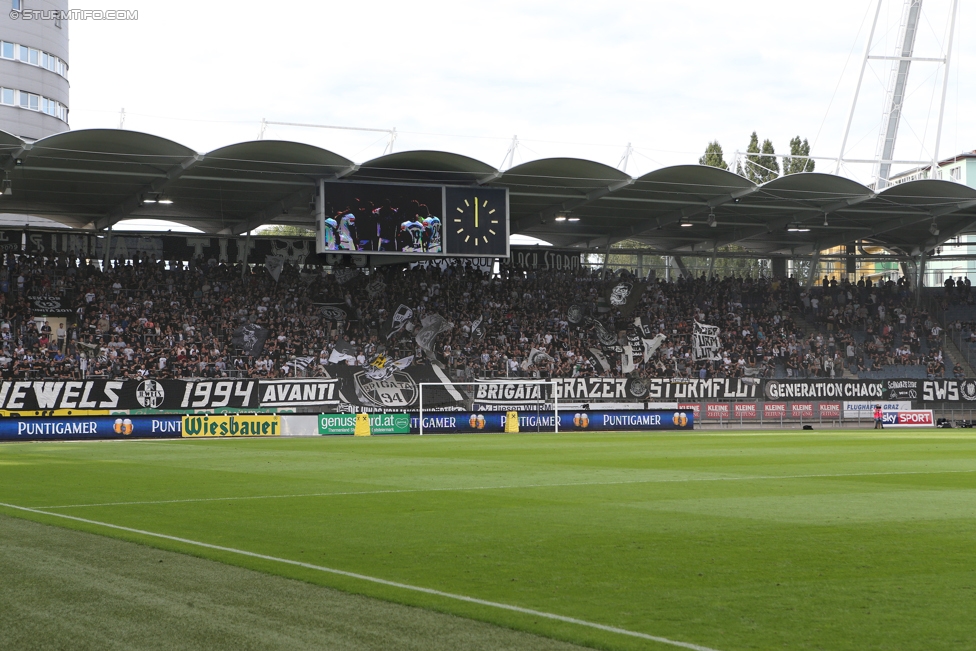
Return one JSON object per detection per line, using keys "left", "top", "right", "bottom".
{"left": 353, "top": 150, "right": 495, "bottom": 184}
{"left": 1, "top": 127, "right": 976, "bottom": 253}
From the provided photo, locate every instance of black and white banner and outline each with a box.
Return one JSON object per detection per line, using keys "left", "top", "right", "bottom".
{"left": 232, "top": 324, "right": 269, "bottom": 357}
{"left": 258, "top": 379, "right": 339, "bottom": 407}
{"left": 28, "top": 294, "right": 75, "bottom": 316}
{"left": 382, "top": 304, "right": 413, "bottom": 340}
{"left": 764, "top": 380, "right": 885, "bottom": 400}
{"left": 693, "top": 321, "right": 722, "bottom": 361}
{"left": 0, "top": 379, "right": 261, "bottom": 411}
{"left": 319, "top": 303, "right": 353, "bottom": 322}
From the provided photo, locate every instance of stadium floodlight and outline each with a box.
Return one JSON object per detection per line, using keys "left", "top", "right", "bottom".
{"left": 554, "top": 216, "right": 567, "bottom": 222}
{"left": 680, "top": 217, "right": 693, "bottom": 227}
{"left": 1, "top": 178, "right": 10, "bottom": 196}
{"left": 929, "top": 220, "right": 940, "bottom": 236}
{"left": 567, "top": 217, "right": 580, "bottom": 222}
{"left": 158, "top": 198, "right": 174, "bottom": 205}
{"left": 787, "top": 223, "right": 810, "bottom": 232}
{"left": 418, "top": 379, "right": 559, "bottom": 436}
{"left": 707, "top": 210, "right": 717, "bottom": 228}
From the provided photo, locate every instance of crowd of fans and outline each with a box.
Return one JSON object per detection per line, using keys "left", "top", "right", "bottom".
{"left": 0, "top": 251, "right": 966, "bottom": 382}
{"left": 803, "top": 275, "right": 958, "bottom": 378}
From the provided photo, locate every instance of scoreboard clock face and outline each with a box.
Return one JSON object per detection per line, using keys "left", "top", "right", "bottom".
{"left": 444, "top": 186, "right": 509, "bottom": 256}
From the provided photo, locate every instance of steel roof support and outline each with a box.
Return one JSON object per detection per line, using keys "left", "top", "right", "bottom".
{"left": 805, "top": 251, "right": 821, "bottom": 290}
{"left": 809, "top": 199, "right": 976, "bottom": 254}
{"left": 608, "top": 185, "right": 760, "bottom": 243}
{"left": 516, "top": 178, "right": 636, "bottom": 232}
{"left": 228, "top": 186, "right": 316, "bottom": 235}
{"left": 672, "top": 256, "right": 690, "bottom": 279}
{"left": 94, "top": 153, "right": 205, "bottom": 230}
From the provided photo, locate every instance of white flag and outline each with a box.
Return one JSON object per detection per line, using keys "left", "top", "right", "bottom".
{"left": 621, "top": 345, "right": 636, "bottom": 374}
{"left": 328, "top": 349, "right": 356, "bottom": 365}
{"left": 693, "top": 320, "right": 722, "bottom": 361}
{"left": 642, "top": 333, "right": 667, "bottom": 363}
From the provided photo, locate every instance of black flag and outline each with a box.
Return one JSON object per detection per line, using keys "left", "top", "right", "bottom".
{"left": 232, "top": 323, "right": 269, "bottom": 357}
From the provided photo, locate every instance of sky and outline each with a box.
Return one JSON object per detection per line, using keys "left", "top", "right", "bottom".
{"left": 66, "top": 0, "right": 973, "bottom": 188}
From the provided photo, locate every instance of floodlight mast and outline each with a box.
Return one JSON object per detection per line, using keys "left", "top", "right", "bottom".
{"left": 836, "top": 0, "right": 959, "bottom": 188}
{"left": 875, "top": 0, "right": 923, "bottom": 190}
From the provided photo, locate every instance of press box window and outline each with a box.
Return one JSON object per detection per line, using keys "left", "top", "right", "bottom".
{"left": 1, "top": 42, "right": 13, "bottom": 59}
{"left": 11, "top": 0, "right": 22, "bottom": 11}
{"left": 1, "top": 88, "right": 13, "bottom": 105}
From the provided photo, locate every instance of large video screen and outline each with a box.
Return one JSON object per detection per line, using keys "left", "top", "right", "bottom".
{"left": 316, "top": 182, "right": 508, "bottom": 258}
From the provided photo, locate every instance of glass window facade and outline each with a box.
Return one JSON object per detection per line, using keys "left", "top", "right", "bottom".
{"left": 0, "top": 42, "right": 68, "bottom": 80}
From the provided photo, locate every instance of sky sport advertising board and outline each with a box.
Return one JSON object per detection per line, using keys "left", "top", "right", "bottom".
{"left": 316, "top": 181, "right": 509, "bottom": 258}
{"left": 882, "top": 410, "right": 935, "bottom": 427}
{"left": 0, "top": 416, "right": 182, "bottom": 440}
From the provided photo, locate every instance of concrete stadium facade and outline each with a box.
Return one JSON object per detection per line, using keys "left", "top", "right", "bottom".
{"left": 0, "top": 0, "right": 68, "bottom": 141}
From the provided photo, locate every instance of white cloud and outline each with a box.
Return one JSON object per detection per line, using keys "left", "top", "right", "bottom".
{"left": 66, "top": 0, "right": 972, "bottom": 181}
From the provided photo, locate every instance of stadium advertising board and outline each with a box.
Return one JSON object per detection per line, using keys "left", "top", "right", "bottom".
{"left": 882, "top": 410, "right": 935, "bottom": 427}
{"left": 314, "top": 182, "right": 509, "bottom": 258}
{"left": 679, "top": 403, "right": 701, "bottom": 418}
{"left": 734, "top": 403, "right": 757, "bottom": 419}
{"left": 181, "top": 415, "right": 280, "bottom": 437}
{"left": 819, "top": 402, "right": 842, "bottom": 418}
{"left": 318, "top": 413, "right": 410, "bottom": 435}
{"left": 843, "top": 401, "right": 912, "bottom": 418}
{"left": 764, "top": 402, "right": 787, "bottom": 419}
{"left": 0, "top": 415, "right": 182, "bottom": 440}
{"left": 413, "top": 410, "right": 694, "bottom": 433}
{"left": 706, "top": 403, "right": 730, "bottom": 419}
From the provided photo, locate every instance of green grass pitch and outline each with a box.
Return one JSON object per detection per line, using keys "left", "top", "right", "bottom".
{"left": 2, "top": 429, "right": 976, "bottom": 651}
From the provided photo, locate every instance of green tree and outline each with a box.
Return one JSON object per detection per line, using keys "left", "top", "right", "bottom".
{"left": 698, "top": 141, "right": 729, "bottom": 170}
{"left": 741, "top": 132, "right": 779, "bottom": 184}
{"left": 782, "top": 136, "right": 815, "bottom": 175}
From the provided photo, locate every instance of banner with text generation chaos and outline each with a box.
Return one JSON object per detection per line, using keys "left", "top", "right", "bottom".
{"left": 0, "top": 416, "right": 182, "bottom": 440}
{"left": 763, "top": 380, "right": 886, "bottom": 401}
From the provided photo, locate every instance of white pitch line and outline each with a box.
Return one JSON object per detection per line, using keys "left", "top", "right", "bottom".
{"left": 33, "top": 468, "right": 976, "bottom": 510}
{"left": 0, "top": 501, "right": 721, "bottom": 651}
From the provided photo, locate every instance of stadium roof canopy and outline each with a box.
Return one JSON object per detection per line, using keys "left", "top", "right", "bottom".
{"left": 3, "top": 127, "right": 976, "bottom": 258}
